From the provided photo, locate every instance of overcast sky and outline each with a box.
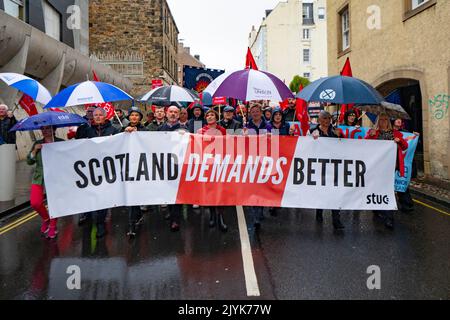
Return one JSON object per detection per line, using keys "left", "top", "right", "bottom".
{"left": 167, "top": 0, "right": 281, "bottom": 72}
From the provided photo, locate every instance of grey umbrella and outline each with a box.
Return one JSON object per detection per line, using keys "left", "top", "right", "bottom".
{"left": 356, "top": 101, "right": 411, "bottom": 120}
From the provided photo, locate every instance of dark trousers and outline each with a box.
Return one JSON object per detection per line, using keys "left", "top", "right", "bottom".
{"left": 93, "top": 209, "right": 108, "bottom": 225}
{"left": 128, "top": 206, "right": 142, "bottom": 225}
{"left": 316, "top": 209, "right": 341, "bottom": 221}
{"left": 248, "top": 206, "right": 264, "bottom": 225}
{"left": 169, "top": 204, "right": 182, "bottom": 224}
{"left": 397, "top": 188, "right": 414, "bottom": 211}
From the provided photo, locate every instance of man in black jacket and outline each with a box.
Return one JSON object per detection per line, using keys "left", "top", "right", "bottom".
{"left": 188, "top": 104, "right": 205, "bottom": 133}
{"left": 0, "top": 104, "right": 17, "bottom": 145}
{"left": 82, "top": 107, "right": 120, "bottom": 237}
{"left": 219, "top": 106, "right": 242, "bottom": 134}
{"left": 158, "top": 106, "right": 186, "bottom": 231}
{"left": 123, "top": 107, "right": 149, "bottom": 238}
{"left": 282, "top": 98, "right": 297, "bottom": 122}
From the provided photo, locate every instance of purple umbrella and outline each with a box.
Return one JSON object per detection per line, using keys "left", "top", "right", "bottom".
{"left": 203, "top": 69, "right": 294, "bottom": 102}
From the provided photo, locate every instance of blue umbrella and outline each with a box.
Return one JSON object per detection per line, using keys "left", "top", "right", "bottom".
{"left": 296, "top": 75, "right": 384, "bottom": 105}
{"left": 201, "top": 91, "right": 213, "bottom": 106}
{"left": 9, "top": 111, "right": 87, "bottom": 132}
{"left": 44, "top": 81, "right": 133, "bottom": 108}
{"left": 0, "top": 72, "right": 52, "bottom": 104}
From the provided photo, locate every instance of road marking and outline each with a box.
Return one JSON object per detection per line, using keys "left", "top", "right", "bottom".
{"left": 413, "top": 199, "right": 450, "bottom": 216}
{"left": 0, "top": 211, "right": 38, "bottom": 233}
{"left": 0, "top": 213, "right": 38, "bottom": 236}
{"left": 236, "top": 206, "right": 260, "bottom": 297}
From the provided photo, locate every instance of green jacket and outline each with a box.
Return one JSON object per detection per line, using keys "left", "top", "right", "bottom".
{"left": 27, "top": 138, "right": 64, "bottom": 185}
{"left": 146, "top": 120, "right": 165, "bottom": 131}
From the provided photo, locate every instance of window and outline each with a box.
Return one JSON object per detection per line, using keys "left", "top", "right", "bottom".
{"left": 4, "top": 0, "right": 24, "bottom": 20}
{"left": 341, "top": 7, "right": 350, "bottom": 51}
{"left": 302, "top": 3, "right": 314, "bottom": 25}
{"left": 403, "top": 0, "right": 436, "bottom": 21}
{"left": 303, "top": 73, "right": 311, "bottom": 79}
{"left": 302, "top": 28, "right": 310, "bottom": 40}
{"left": 43, "top": 1, "right": 61, "bottom": 41}
{"left": 412, "top": 0, "right": 428, "bottom": 9}
{"left": 303, "top": 49, "right": 310, "bottom": 64}
{"left": 318, "top": 7, "right": 326, "bottom": 20}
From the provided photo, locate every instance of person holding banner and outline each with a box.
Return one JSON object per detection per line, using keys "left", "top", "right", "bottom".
{"left": 197, "top": 108, "right": 228, "bottom": 232}
{"left": 123, "top": 107, "right": 149, "bottom": 238}
{"left": 393, "top": 117, "right": 419, "bottom": 213}
{"left": 147, "top": 106, "right": 166, "bottom": 131}
{"left": 270, "top": 107, "right": 291, "bottom": 136}
{"left": 75, "top": 106, "right": 95, "bottom": 140}
{"left": 245, "top": 103, "right": 272, "bottom": 135}
{"left": 158, "top": 106, "right": 186, "bottom": 232}
{"left": 343, "top": 110, "right": 361, "bottom": 127}
{"left": 27, "top": 126, "right": 64, "bottom": 239}
{"left": 179, "top": 108, "right": 189, "bottom": 130}
{"left": 111, "top": 109, "right": 129, "bottom": 131}
{"left": 219, "top": 106, "right": 242, "bottom": 133}
{"left": 263, "top": 107, "right": 273, "bottom": 122}
{"left": 310, "top": 111, "right": 345, "bottom": 230}
{"left": 244, "top": 104, "right": 272, "bottom": 229}
{"left": 144, "top": 110, "right": 155, "bottom": 127}
{"left": 282, "top": 98, "right": 297, "bottom": 122}
{"left": 188, "top": 104, "right": 206, "bottom": 133}
{"left": 366, "top": 113, "right": 408, "bottom": 229}
{"left": 83, "top": 107, "right": 120, "bottom": 238}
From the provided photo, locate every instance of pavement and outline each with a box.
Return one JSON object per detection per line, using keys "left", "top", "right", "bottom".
{"left": 0, "top": 160, "right": 33, "bottom": 218}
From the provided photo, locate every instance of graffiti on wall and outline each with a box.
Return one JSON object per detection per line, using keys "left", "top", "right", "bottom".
{"left": 429, "top": 94, "right": 449, "bottom": 120}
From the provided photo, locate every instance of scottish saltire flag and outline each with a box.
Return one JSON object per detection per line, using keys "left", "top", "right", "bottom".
{"left": 183, "top": 66, "right": 225, "bottom": 93}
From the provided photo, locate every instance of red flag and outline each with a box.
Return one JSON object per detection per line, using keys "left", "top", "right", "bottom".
{"left": 279, "top": 98, "right": 289, "bottom": 111}
{"left": 339, "top": 57, "right": 354, "bottom": 123}
{"left": 18, "top": 94, "right": 38, "bottom": 116}
{"left": 245, "top": 47, "right": 258, "bottom": 70}
{"left": 49, "top": 107, "right": 65, "bottom": 112}
{"left": 296, "top": 85, "right": 309, "bottom": 136}
{"left": 92, "top": 70, "right": 100, "bottom": 82}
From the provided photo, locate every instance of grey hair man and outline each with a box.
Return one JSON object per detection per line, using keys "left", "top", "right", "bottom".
{"left": 0, "top": 104, "right": 17, "bottom": 145}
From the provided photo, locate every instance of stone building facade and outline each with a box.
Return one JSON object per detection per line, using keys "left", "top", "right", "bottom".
{"left": 0, "top": 1, "right": 131, "bottom": 160}
{"left": 327, "top": 0, "right": 450, "bottom": 181}
{"left": 89, "top": 0, "right": 179, "bottom": 96}
{"left": 177, "top": 43, "right": 205, "bottom": 86}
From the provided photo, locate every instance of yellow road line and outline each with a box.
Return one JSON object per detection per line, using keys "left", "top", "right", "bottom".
{"left": 0, "top": 213, "right": 38, "bottom": 236}
{"left": 413, "top": 199, "right": 450, "bottom": 216}
{"left": 0, "top": 211, "right": 38, "bottom": 232}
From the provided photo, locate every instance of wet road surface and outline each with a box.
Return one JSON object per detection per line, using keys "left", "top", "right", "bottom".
{"left": 0, "top": 197, "right": 449, "bottom": 300}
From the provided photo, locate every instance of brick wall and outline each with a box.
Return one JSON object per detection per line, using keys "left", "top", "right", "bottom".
{"left": 90, "top": 0, "right": 179, "bottom": 96}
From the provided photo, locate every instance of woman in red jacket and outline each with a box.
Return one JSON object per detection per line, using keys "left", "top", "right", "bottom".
{"left": 197, "top": 108, "right": 228, "bottom": 232}
{"left": 365, "top": 113, "right": 408, "bottom": 229}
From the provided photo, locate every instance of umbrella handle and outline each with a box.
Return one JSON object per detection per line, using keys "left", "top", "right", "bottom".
{"left": 114, "top": 110, "right": 123, "bottom": 127}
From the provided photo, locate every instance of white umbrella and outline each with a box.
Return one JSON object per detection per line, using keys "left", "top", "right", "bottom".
{"left": 0, "top": 72, "right": 52, "bottom": 104}
{"left": 139, "top": 85, "right": 198, "bottom": 103}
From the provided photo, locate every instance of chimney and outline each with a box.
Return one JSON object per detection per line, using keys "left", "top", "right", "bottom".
{"left": 185, "top": 47, "right": 190, "bottom": 54}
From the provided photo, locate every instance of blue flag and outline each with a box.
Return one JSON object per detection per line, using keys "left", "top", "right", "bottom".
{"left": 183, "top": 66, "right": 225, "bottom": 93}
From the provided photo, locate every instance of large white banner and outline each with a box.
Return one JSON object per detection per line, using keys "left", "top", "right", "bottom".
{"left": 42, "top": 132, "right": 397, "bottom": 218}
